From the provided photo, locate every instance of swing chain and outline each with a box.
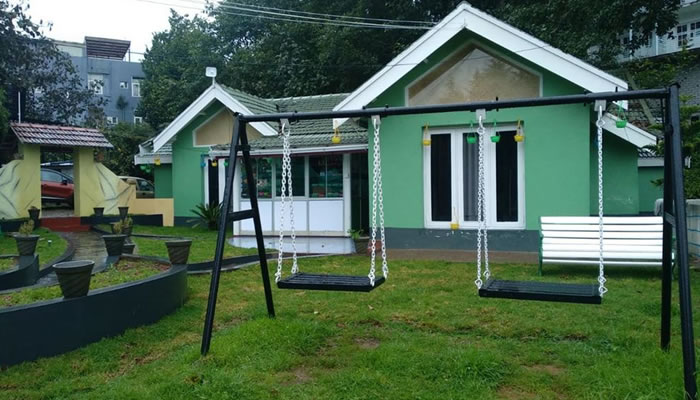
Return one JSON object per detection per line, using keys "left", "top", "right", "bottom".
{"left": 369, "top": 115, "right": 388, "bottom": 286}
{"left": 275, "top": 119, "right": 298, "bottom": 283}
{"left": 596, "top": 103, "right": 607, "bottom": 296}
{"left": 475, "top": 112, "right": 490, "bottom": 289}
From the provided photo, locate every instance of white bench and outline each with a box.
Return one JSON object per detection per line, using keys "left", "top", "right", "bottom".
{"left": 538, "top": 216, "right": 664, "bottom": 274}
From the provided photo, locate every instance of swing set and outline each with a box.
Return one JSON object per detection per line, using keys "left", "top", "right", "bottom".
{"left": 200, "top": 86, "right": 696, "bottom": 399}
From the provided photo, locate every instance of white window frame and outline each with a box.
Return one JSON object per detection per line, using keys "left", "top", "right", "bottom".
{"left": 422, "top": 124, "right": 525, "bottom": 230}
{"left": 106, "top": 116, "right": 118, "bottom": 125}
{"left": 88, "top": 74, "right": 104, "bottom": 95}
{"left": 133, "top": 116, "right": 143, "bottom": 124}
{"left": 120, "top": 81, "right": 128, "bottom": 89}
{"left": 132, "top": 78, "right": 143, "bottom": 97}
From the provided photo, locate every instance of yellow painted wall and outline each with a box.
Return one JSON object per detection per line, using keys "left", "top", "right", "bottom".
{"left": 73, "top": 147, "right": 135, "bottom": 217}
{"left": 127, "top": 198, "right": 174, "bottom": 226}
{"left": 194, "top": 110, "right": 235, "bottom": 146}
{"left": 0, "top": 144, "right": 41, "bottom": 219}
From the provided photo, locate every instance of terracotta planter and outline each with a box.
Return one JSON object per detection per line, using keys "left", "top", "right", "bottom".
{"left": 102, "top": 234, "right": 127, "bottom": 257}
{"left": 118, "top": 206, "right": 129, "bottom": 219}
{"left": 28, "top": 208, "right": 40, "bottom": 227}
{"left": 54, "top": 260, "right": 94, "bottom": 298}
{"left": 93, "top": 207, "right": 104, "bottom": 217}
{"left": 122, "top": 243, "right": 135, "bottom": 254}
{"left": 165, "top": 240, "right": 192, "bottom": 265}
{"left": 354, "top": 238, "right": 369, "bottom": 255}
{"left": 15, "top": 235, "right": 39, "bottom": 256}
{"left": 366, "top": 239, "right": 384, "bottom": 257}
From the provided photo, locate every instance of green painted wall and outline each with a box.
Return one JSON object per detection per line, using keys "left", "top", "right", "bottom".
{"left": 369, "top": 31, "right": 591, "bottom": 231}
{"left": 171, "top": 102, "right": 224, "bottom": 217}
{"left": 589, "top": 131, "right": 639, "bottom": 215}
{"left": 154, "top": 165, "right": 173, "bottom": 198}
{"left": 639, "top": 166, "right": 663, "bottom": 213}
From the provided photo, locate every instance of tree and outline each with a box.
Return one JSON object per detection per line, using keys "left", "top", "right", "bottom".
{"left": 138, "top": 11, "right": 224, "bottom": 128}
{"left": 0, "top": 0, "right": 100, "bottom": 136}
{"left": 102, "top": 122, "right": 155, "bottom": 178}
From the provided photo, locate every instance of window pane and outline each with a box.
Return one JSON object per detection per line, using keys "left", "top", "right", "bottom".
{"left": 430, "top": 134, "right": 452, "bottom": 221}
{"left": 241, "top": 158, "right": 271, "bottom": 198}
{"left": 408, "top": 45, "right": 539, "bottom": 106}
{"left": 326, "top": 155, "right": 343, "bottom": 197}
{"left": 462, "top": 133, "right": 478, "bottom": 221}
{"left": 495, "top": 131, "right": 518, "bottom": 222}
{"left": 274, "top": 157, "right": 304, "bottom": 196}
{"left": 309, "top": 156, "right": 325, "bottom": 198}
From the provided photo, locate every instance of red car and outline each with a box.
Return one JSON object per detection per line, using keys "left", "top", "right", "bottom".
{"left": 41, "top": 168, "right": 74, "bottom": 206}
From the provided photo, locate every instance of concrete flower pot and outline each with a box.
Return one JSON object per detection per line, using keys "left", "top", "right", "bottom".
{"left": 354, "top": 238, "right": 369, "bottom": 255}
{"left": 54, "top": 260, "right": 94, "bottom": 298}
{"left": 15, "top": 235, "right": 39, "bottom": 256}
{"left": 165, "top": 240, "right": 192, "bottom": 265}
{"left": 118, "top": 206, "right": 129, "bottom": 219}
{"left": 102, "top": 234, "right": 127, "bottom": 257}
{"left": 122, "top": 243, "right": 136, "bottom": 254}
{"left": 93, "top": 207, "right": 104, "bottom": 217}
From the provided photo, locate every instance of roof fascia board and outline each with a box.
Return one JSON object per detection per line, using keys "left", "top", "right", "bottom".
{"left": 602, "top": 113, "right": 656, "bottom": 148}
{"left": 209, "top": 143, "right": 368, "bottom": 157}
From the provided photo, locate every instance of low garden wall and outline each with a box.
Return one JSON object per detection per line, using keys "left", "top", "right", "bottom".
{"left": 0, "top": 264, "right": 187, "bottom": 367}
{"left": 0, "top": 255, "right": 39, "bottom": 291}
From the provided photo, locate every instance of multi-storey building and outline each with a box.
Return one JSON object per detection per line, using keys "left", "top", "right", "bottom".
{"left": 55, "top": 36, "right": 145, "bottom": 125}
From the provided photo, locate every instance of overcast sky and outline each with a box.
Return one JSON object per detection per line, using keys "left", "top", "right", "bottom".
{"left": 23, "top": 0, "right": 206, "bottom": 55}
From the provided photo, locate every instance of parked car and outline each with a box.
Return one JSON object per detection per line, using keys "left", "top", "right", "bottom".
{"left": 41, "top": 168, "right": 74, "bottom": 206}
{"left": 119, "top": 176, "right": 155, "bottom": 198}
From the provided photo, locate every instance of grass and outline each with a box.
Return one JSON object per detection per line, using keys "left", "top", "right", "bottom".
{"left": 123, "top": 225, "right": 259, "bottom": 262}
{"left": 0, "top": 258, "right": 170, "bottom": 308}
{"left": 0, "top": 228, "right": 68, "bottom": 268}
{"left": 0, "top": 257, "right": 17, "bottom": 272}
{"left": 1, "top": 247, "right": 699, "bottom": 399}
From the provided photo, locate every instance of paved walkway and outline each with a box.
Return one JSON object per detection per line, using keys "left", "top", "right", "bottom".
{"left": 34, "top": 231, "right": 110, "bottom": 287}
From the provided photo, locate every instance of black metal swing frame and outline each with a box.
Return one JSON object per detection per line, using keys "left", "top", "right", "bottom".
{"left": 200, "top": 85, "right": 697, "bottom": 399}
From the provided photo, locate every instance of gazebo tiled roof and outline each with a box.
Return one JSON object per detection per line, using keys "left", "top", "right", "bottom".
{"left": 10, "top": 122, "right": 113, "bottom": 148}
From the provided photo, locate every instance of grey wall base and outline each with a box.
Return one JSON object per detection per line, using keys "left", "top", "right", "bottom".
{"left": 0, "top": 255, "right": 39, "bottom": 291}
{"left": 385, "top": 228, "right": 540, "bottom": 252}
{"left": 0, "top": 264, "right": 187, "bottom": 367}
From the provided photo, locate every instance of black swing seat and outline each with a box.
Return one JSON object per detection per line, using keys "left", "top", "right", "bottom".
{"left": 277, "top": 273, "right": 385, "bottom": 292}
{"left": 478, "top": 279, "right": 601, "bottom": 305}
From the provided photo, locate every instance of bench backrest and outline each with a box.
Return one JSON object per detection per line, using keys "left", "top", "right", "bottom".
{"left": 540, "top": 216, "right": 663, "bottom": 265}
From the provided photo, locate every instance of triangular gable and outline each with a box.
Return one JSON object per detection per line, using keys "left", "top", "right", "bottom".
{"left": 333, "top": 2, "right": 628, "bottom": 128}
{"left": 152, "top": 83, "right": 277, "bottom": 151}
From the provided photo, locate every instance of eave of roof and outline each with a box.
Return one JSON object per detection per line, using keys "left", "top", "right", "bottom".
{"left": 10, "top": 122, "right": 113, "bottom": 148}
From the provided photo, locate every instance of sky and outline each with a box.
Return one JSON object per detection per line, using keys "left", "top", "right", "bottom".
{"left": 22, "top": 0, "right": 207, "bottom": 55}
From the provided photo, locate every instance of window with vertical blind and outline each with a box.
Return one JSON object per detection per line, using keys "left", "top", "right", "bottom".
{"left": 309, "top": 154, "right": 343, "bottom": 198}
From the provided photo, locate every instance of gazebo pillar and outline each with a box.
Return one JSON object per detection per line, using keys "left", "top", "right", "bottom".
{"left": 73, "top": 147, "right": 97, "bottom": 217}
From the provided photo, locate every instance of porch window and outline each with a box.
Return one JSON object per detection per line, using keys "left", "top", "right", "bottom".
{"left": 309, "top": 155, "right": 343, "bottom": 198}
{"left": 274, "top": 157, "right": 305, "bottom": 197}
{"left": 424, "top": 126, "right": 524, "bottom": 229}
{"left": 241, "top": 158, "right": 272, "bottom": 198}
{"left": 407, "top": 44, "right": 540, "bottom": 106}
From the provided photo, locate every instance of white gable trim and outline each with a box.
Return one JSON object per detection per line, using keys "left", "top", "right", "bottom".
{"left": 152, "top": 83, "right": 277, "bottom": 151}
{"left": 602, "top": 113, "right": 656, "bottom": 148}
{"left": 333, "top": 2, "right": 628, "bottom": 128}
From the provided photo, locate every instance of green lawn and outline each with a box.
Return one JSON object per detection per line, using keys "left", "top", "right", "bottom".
{"left": 1, "top": 250, "right": 698, "bottom": 399}
{"left": 126, "top": 225, "right": 259, "bottom": 262}
{"left": 0, "top": 258, "right": 170, "bottom": 308}
{"left": 0, "top": 228, "right": 68, "bottom": 268}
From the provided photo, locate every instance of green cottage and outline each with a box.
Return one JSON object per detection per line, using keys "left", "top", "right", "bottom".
{"left": 331, "top": 2, "right": 660, "bottom": 253}
{"left": 137, "top": 2, "right": 663, "bottom": 254}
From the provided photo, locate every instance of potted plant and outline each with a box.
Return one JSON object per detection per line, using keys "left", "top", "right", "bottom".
{"left": 103, "top": 222, "right": 127, "bottom": 257}
{"left": 165, "top": 240, "right": 192, "bottom": 265}
{"left": 122, "top": 243, "right": 135, "bottom": 254}
{"left": 54, "top": 260, "right": 94, "bottom": 298}
{"left": 348, "top": 229, "right": 369, "bottom": 255}
{"left": 93, "top": 207, "right": 104, "bottom": 217}
{"left": 15, "top": 220, "right": 39, "bottom": 256}
{"left": 122, "top": 216, "right": 133, "bottom": 237}
{"left": 118, "top": 206, "right": 129, "bottom": 219}
{"left": 28, "top": 206, "right": 40, "bottom": 227}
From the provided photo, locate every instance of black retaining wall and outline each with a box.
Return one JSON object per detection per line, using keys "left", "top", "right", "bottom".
{"left": 0, "top": 255, "right": 39, "bottom": 291}
{"left": 0, "top": 264, "right": 187, "bottom": 367}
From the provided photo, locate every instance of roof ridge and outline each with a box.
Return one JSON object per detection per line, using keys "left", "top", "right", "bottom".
{"left": 218, "top": 84, "right": 273, "bottom": 104}
{"left": 268, "top": 93, "right": 350, "bottom": 101}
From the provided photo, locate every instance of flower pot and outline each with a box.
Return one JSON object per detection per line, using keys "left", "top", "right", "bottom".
{"left": 490, "top": 134, "right": 501, "bottom": 143}
{"left": 466, "top": 135, "right": 477, "bottom": 144}
{"left": 15, "top": 235, "right": 39, "bottom": 256}
{"left": 366, "top": 239, "right": 384, "bottom": 257}
{"left": 102, "top": 234, "right": 127, "bottom": 257}
{"left": 123, "top": 226, "right": 133, "bottom": 237}
{"left": 514, "top": 134, "right": 525, "bottom": 143}
{"left": 353, "top": 238, "right": 369, "bottom": 254}
{"left": 615, "top": 120, "right": 627, "bottom": 128}
{"left": 118, "top": 206, "right": 129, "bottom": 219}
{"left": 93, "top": 207, "right": 104, "bottom": 217}
{"left": 54, "top": 260, "right": 94, "bottom": 298}
{"left": 165, "top": 240, "right": 192, "bottom": 265}
{"left": 28, "top": 208, "right": 40, "bottom": 227}
{"left": 122, "top": 243, "right": 135, "bottom": 254}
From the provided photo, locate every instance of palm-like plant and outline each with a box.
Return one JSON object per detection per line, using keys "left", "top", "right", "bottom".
{"left": 189, "top": 202, "right": 222, "bottom": 230}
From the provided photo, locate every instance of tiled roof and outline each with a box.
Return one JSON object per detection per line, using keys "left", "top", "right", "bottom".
{"left": 638, "top": 148, "right": 661, "bottom": 158}
{"left": 608, "top": 99, "right": 663, "bottom": 135}
{"left": 10, "top": 122, "right": 113, "bottom": 148}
